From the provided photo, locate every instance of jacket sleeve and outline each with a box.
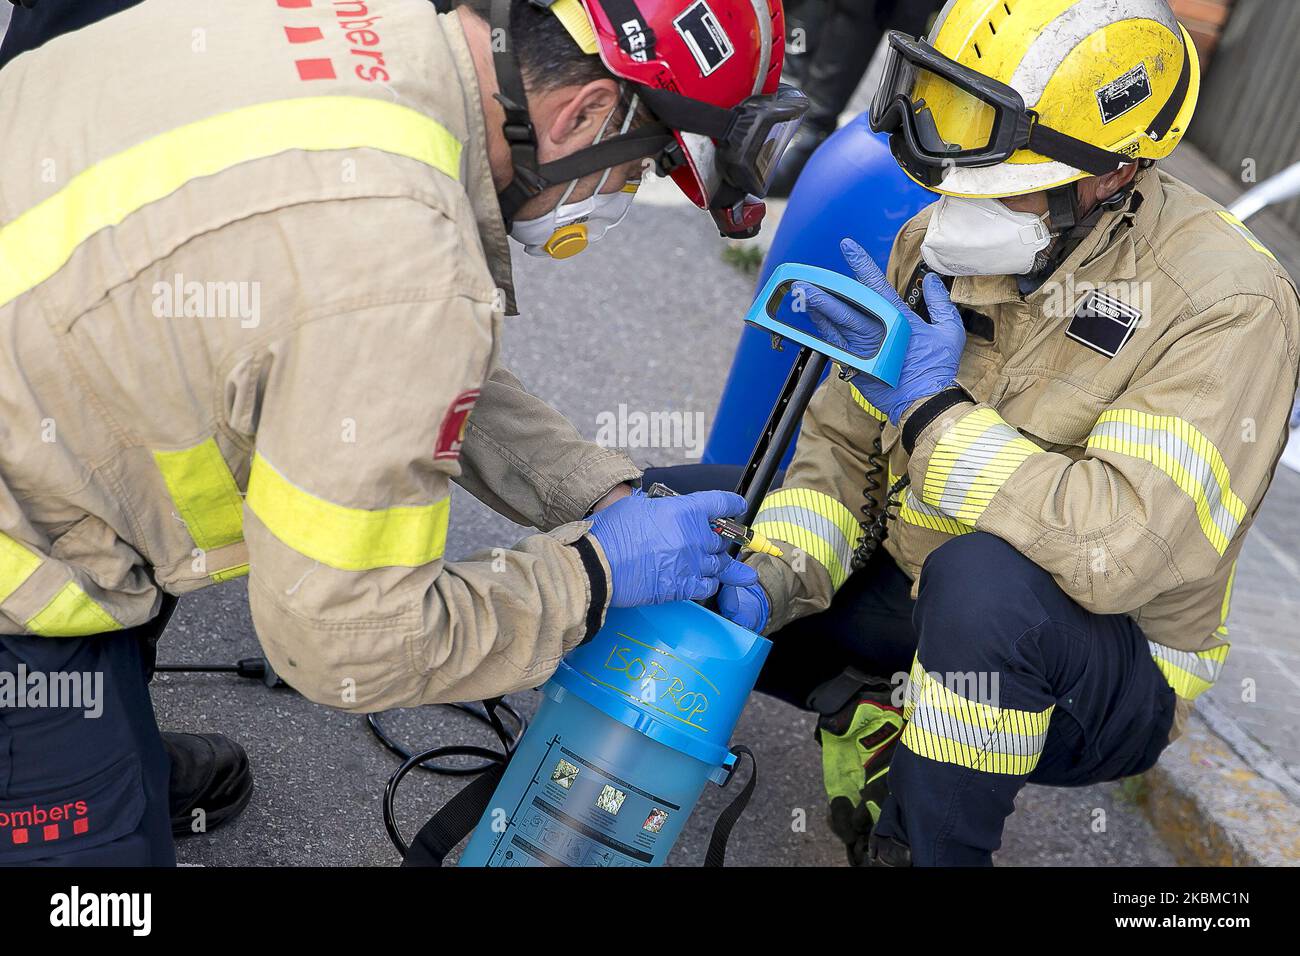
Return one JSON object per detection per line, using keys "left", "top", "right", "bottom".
{"left": 455, "top": 365, "right": 642, "bottom": 530}
{"left": 241, "top": 292, "right": 611, "bottom": 712}
{"left": 902, "top": 293, "right": 1299, "bottom": 614}
{"left": 746, "top": 375, "right": 889, "bottom": 633}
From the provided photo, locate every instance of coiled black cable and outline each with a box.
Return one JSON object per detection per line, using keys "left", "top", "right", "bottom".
{"left": 850, "top": 434, "right": 910, "bottom": 571}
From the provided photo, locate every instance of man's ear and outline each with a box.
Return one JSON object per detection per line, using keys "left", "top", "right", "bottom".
{"left": 1095, "top": 162, "right": 1140, "bottom": 203}
{"left": 544, "top": 78, "right": 621, "bottom": 149}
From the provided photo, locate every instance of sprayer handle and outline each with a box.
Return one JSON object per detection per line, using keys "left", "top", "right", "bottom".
{"left": 744, "top": 262, "right": 911, "bottom": 388}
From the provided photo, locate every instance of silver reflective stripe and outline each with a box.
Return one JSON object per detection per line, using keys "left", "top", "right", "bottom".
{"left": 934, "top": 419, "right": 1026, "bottom": 517}
{"left": 1090, "top": 419, "right": 1241, "bottom": 545}
{"left": 753, "top": 503, "right": 854, "bottom": 574}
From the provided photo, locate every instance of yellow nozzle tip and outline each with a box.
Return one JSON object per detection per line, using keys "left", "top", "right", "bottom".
{"left": 745, "top": 532, "right": 783, "bottom": 558}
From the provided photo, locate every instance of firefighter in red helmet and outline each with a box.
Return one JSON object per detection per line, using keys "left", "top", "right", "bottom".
{"left": 0, "top": 0, "right": 803, "bottom": 865}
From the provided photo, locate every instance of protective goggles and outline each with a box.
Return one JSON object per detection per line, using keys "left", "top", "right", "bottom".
{"left": 642, "top": 82, "right": 809, "bottom": 200}
{"left": 869, "top": 31, "right": 1144, "bottom": 188}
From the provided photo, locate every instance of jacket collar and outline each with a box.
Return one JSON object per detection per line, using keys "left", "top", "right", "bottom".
{"left": 442, "top": 12, "right": 518, "bottom": 315}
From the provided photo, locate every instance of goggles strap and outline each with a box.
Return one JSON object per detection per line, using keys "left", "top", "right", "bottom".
{"left": 490, "top": 0, "right": 546, "bottom": 223}
{"left": 1146, "top": 43, "right": 1192, "bottom": 141}
{"left": 638, "top": 87, "right": 735, "bottom": 141}
{"left": 1046, "top": 185, "right": 1078, "bottom": 235}
{"left": 1026, "top": 120, "right": 1132, "bottom": 177}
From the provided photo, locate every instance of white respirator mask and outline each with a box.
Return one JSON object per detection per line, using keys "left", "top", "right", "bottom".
{"left": 509, "top": 95, "right": 642, "bottom": 260}
{"left": 920, "top": 195, "right": 1055, "bottom": 277}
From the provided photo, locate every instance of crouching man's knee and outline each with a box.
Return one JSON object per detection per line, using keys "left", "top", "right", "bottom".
{"left": 913, "top": 532, "right": 1058, "bottom": 667}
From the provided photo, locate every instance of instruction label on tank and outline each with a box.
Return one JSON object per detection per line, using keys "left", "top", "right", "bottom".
{"left": 483, "top": 738, "right": 683, "bottom": 867}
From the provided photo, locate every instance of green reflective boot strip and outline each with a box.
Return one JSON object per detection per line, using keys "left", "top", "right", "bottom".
{"left": 821, "top": 700, "right": 905, "bottom": 807}
{"left": 153, "top": 438, "right": 248, "bottom": 582}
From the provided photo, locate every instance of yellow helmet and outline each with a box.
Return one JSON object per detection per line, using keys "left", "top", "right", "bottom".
{"left": 870, "top": 0, "right": 1200, "bottom": 198}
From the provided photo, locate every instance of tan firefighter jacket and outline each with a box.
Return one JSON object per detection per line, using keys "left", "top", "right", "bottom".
{"left": 0, "top": 0, "right": 641, "bottom": 709}
{"left": 748, "top": 167, "right": 1300, "bottom": 737}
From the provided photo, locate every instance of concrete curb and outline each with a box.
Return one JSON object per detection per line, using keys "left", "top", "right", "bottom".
{"left": 1140, "top": 702, "right": 1300, "bottom": 866}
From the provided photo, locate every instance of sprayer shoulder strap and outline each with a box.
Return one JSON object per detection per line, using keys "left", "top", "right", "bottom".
{"left": 404, "top": 745, "right": 758, "bottom": 867}
{"left": 704, "top": 746, "right": 757, "bottom": 867}
{"left": 401, "top": 762, "right": 506, "bottom": 868}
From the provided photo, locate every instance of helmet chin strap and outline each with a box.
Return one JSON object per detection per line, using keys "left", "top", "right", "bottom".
{"left": 1023, "top": 174, "right": 1138, "bottom": 286}
{"left": 489, "top": 0, "right": 673, "bottom": 226}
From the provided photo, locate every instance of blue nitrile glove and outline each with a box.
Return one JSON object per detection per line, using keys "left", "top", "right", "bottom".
{"left": 718, "top": 578, "right": 770, "bottom": 633}
{"left": 794, "top": 237, "right": 966, "bottom": 425}
{"left": 588, "top": 489, "right": 760, "bottom": 607}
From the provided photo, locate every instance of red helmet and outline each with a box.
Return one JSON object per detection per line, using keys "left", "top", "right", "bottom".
{"left": 580, "top": 0, "right": 790, "bottom": 206}
{"left": 491, "top": 0, "right": 806, "bottom": 237}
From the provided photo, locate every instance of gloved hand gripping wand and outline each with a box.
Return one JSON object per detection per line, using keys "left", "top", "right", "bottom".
{"left": 732, "top": 263, "right": 912, "bottom": 531}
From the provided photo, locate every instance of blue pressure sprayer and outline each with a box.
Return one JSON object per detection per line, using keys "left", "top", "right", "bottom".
{"left": 391, "top": 264, "right": 909, "bottom": 868}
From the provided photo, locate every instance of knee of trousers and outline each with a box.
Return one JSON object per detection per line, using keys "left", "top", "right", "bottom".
{"left": 913, "top": 532, "right": 1059, "bottom": 670}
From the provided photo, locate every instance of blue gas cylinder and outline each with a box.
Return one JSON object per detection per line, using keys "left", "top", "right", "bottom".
{"left": 703, "top": 118, "right": 934, "bottom": 466}
{"left": 459, "top": 601, "right": 770, "bottom": 867}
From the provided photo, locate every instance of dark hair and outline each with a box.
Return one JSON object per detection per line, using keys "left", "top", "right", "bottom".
{"left": 457, "top": 0, "right": 612, "bottom": 92}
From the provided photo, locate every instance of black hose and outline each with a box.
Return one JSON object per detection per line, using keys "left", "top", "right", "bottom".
{"left": 379, "top": 697, "right": 521, "bottom": 856}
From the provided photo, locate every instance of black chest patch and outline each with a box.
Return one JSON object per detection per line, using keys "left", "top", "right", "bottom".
{"left": 1066, "top": 290, "right": 1141, "bottom": 357}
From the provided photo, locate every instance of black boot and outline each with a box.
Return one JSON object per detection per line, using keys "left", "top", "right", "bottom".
{"left": 164, "top": 732, "right": 254, "bottom": 837}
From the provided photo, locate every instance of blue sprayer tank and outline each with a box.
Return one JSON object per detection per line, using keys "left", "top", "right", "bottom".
{"left": 459, "top": 601, "right": 769, "bottom": 866}
{"left": 703, "top": 117, "right": 934, "bottom": 467}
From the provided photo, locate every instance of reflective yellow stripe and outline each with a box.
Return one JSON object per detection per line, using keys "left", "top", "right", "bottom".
{"left": 921, "top": 406, "right": 1042, "bottom": 524}
{"left": 153, "top": 440, "right": 245, "bottom": 581}
{"left": 0, "top": 533, "right": 122, "bottom": 636}
{"left": 246, "top": 453, "right": 450, "bottom": 571}
{"left": 26, "top": 581, "right": 123, "bottom": 637}
{"left": 849, "top": 384, "right": 888, "bottom": 423}
{"left": 753, "top": 487, "right": 862, "bottom": 589}
{"left": 0, "top": 97, "right": 463, "bottom": 309}
{"left": 213, "top": 564, "right": 250, "bottom": 584}
{"left": 901, "top": 656, "right": 1054, "bottom": 776}
{"left": 1216, "top": 211, "right": 1278, "bottom": 261}
{"left": 1149, "top": 641, "right": 1229, "bottom": 700}
{"left": 1087, "top": 409, "right": 1247, "bottom": 556}
{"left": 0, "top": 533, "right": 43, "bottom": 604}
{"left": 890, "top": 468, "right": 974, "bottom": 536}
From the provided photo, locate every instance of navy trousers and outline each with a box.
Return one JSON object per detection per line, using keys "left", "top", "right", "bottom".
{"left": 647, "top": 464, "right": 1177, "bottom": 865}
{"left": 0, "top": 607, "right": 175, "bottom": 865}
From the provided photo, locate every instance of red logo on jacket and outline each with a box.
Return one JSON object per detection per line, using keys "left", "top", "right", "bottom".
{"left": 435, "top": 390, "right": 481, "bottom": 461}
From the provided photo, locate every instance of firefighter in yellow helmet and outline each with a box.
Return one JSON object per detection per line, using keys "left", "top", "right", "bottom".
{"left": 713, "top": 0, "right": 1300, "bottom": 865}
